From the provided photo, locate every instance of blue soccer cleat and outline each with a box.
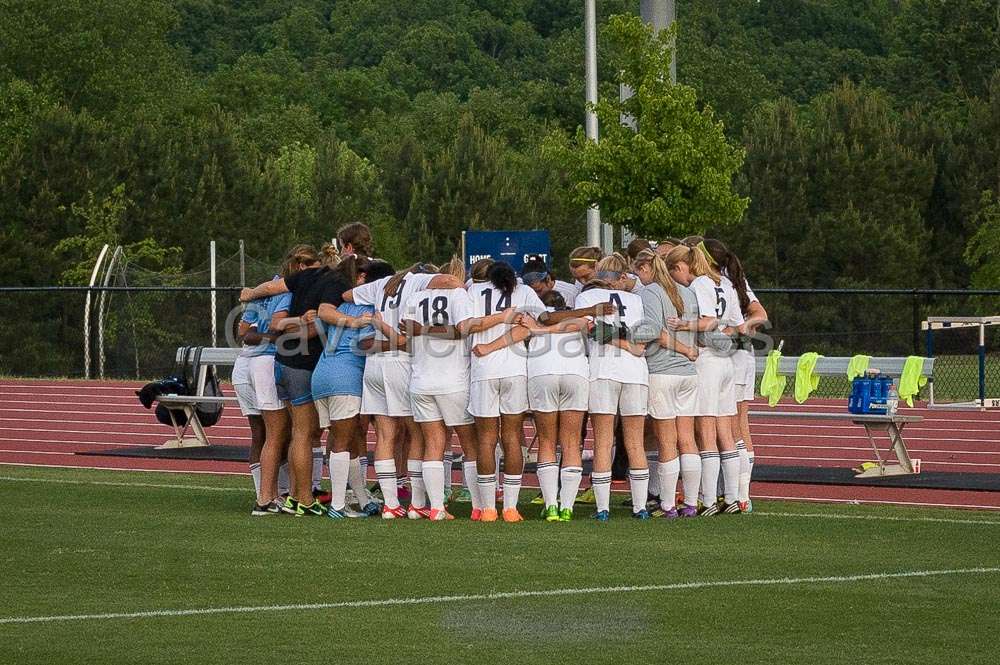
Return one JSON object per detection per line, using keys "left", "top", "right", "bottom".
{"left": 593, "top": 510, "right": 610, "bottom": 522}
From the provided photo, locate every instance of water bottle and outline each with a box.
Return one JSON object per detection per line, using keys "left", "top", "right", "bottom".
{"left": 887, "top": 381, "right": 899, "bottom": 415}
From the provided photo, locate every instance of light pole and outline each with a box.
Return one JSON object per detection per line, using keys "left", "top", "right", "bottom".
{"left": 584, "top": 0, "right": 602, "bottom": 249}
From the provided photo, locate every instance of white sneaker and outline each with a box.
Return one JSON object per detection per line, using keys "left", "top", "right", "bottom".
{"left": 341, "top": 505, "right": 368, "bottom": 518}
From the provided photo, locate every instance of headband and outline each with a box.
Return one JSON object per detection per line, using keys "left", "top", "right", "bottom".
{"left": 570, "top": 257, "right": 599, "bottom": 263}
{"left": 697, "top": 242, "right": 718, "bottom": 267}
{"left": 521, "top": 271, "right": 549, "bottom": 285}
{"left": 596, "top": 270, "right": 622, "bottom": 281}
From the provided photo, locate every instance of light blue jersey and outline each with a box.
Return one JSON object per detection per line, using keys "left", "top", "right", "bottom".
{"left": 311, "top": 302, "right": 375, "bottom": 399}
{"left": 240, "top": 276, "right": 292, "bottom": 357}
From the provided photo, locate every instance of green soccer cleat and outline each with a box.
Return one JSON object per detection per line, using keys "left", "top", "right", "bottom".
{"left": 295, "top": 500, "right": 326, "bottom": 517}
{"left": 542, "top": 505, "right": 560, "bottom": 522}
{"left": 558, "top": 507, "right": 573, "bottom": 522}
{"left": 530, "top": 492, "right": 545, "bottom": 505}
{"left": 576, "top": 487, "right": 596, "bottom": 505}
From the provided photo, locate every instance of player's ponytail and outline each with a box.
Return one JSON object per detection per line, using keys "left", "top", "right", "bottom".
{"left": 470, "top": 258, "right": 494, "bottom": 283}
{"left": 383, "top": 263, "right": 420, "bottom": 298}
{"left": 280, "top": 244, "right": 320, "bottom": 277}
{"left": 440, "top": 256, "right": 465, "bottom": 282}
{"left": 688, "top": 244, "right": 721, "bottom": 284}
{"left": 703, "top": 238, "right": 750, "bottom": 313}
{"left": 487, "top": 261, "right": 517, "bottom": 299}
{"left": 319, "top": 242, "right": 342, "bottom": 269}
{"left": 634, "top": 249, "right": 685, "bottom": 314}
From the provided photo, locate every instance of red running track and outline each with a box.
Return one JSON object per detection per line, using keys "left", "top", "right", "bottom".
{"left": 2, "top": 379, "right": 999, "bottom": 510}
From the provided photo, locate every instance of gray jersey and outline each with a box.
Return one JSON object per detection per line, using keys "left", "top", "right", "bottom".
{"left": 632, "top": 282, "right": 699, "bottom": 376}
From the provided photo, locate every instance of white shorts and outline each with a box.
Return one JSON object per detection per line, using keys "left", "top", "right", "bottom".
{"left": 528, "top": 374, "right": 589, "bottom": 413}
{"left": 694, "top": 352, "right": 737, "bottom": 417}
{"left": 233, "top": 354, "right": 281, "bottom": 415}
{"left": 316, "top": 395, "right": 362, "bottom": 426}
{"left": 468, "top": 376, "right": 529, "bottom": 418}
{"left": 647, "top": 373, "right": 698, "bottom": 420}
{"left": 411, "top": 391, "right": 474, "bottom": 426}
{"left": 233, "top": 382, "right": 260, "bottom": 417}
{"left": 589, "top": 379, "right": 648, "bottom": 417}
{"left": 361, "top": 356, "right": 413, "bottom": 417}
{"left": 733, "top": 350, "right": 756, "bottom": 402}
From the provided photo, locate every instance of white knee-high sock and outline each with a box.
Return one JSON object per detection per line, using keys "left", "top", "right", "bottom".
{"left": 360, "top": 454, "right": 369, "bottom": 484}
{"left": 658, "top": 457, "right": 680, "bottom": 510}
{"left": 407, "top": 459, "right": 426, "bottom": 508}
{"left": 249, "top": 462, "right": 262, "bottom": 501}
{"left": 536, "top": 461, "right": 559, "bottom": 509}
{"left": 592, "top": 471, "right": 612, "bottom": 513}
{"left": 277, "top": 462, "right": 290, "bottom": 496}
{"left": 502, "top": 474, "right": 522, "bottom": 512}
{"left": 462, "top": 461, "right": 480, "bottom": 510}
{"left": 628, "top": 468, "right": 650, "bottom": 514}
{"left": 737, "top": 440, "right": 752, "bottom": 503}
{"left": 699, "top": 452, "right": 720, "bottom": 506}
{"left": 679, "top": 453, "right": 701, "bottom": 507}
{"left": 328, "top": 451, "right": 350, "bottom": 510}
{"left": 375, "top": 459, "right": 399, "bottom": 509}
{"left": 645, "top": 451, "right": 660, "bottom": 497}
{"left": 311, "top": 446, "right": 324, "bottom": 491}
{"left": 348, "top": 456, "right": 371, "bottom": 507}
{"left": 422, "top": 461, "right": 445, "bottom": 511}
{"left": 720, "top": 451, "right": 740, "bottom": 505}
{"left": 559, "top": 466, "right": 583, "bottom": 511}
{"left": 443, "top": 450, "right": 454, "bottom": 495}
{"left": 477, "top": 473, "right": 497, "bottom": 510}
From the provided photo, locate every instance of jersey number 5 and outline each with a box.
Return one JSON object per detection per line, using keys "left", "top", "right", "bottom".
{"left": 714, "top": 287, "right": 727, "bottom": 318}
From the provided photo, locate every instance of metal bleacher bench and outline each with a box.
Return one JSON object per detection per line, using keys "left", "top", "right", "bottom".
{"left": 749, "top": 355, "right": 935, "bottom": 478}
{"left": 155, "top": 347, "right": 242, "bottom": 449}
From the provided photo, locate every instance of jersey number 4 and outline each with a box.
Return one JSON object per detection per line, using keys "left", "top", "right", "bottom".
{"left": 418, "top": 295, "right": 449, "bottom": 326}
{"left": 608, "top": 293, "right": 627, "bottom": 318}
{"left": 481, "top": 289, "right": 511, "bottom": 315}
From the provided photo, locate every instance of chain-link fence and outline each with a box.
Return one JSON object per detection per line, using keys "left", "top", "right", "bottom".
{"left": 1, "top": 286, "right": 998, "bottom": 403}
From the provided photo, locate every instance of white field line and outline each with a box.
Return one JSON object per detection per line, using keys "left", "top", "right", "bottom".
{"left": 1, "top": 567, "right": 997, "bottom": 626}
{"left": 4, "top": 472, "right": 1000, "bottom": 520}
{"left": 754, "top": 511, "right": 1000, "bottom": 526}
{"left": 751, "top": 493, "right": 1000, "bottom": 511}
{"left": 0, "top": 474, "right": 248, "bottom": 492}
{"left": 0, "top": 462, "right": 245, "bottom": 475}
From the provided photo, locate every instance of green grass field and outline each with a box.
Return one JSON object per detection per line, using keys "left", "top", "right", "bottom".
{"left": 2, "top": 465, "right": 999, "bottom": 664}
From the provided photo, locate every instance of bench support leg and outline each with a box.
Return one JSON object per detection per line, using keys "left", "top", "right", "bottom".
{"left": 854, "top": 423, "right": 920, "bottom": 478}
{"left": 157, "top": 407, "right": 211, "bottom": 449}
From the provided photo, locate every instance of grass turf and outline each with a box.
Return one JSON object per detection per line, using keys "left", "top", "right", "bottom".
{"left": 2, "top": 464, "right": 999, "bottom": 664}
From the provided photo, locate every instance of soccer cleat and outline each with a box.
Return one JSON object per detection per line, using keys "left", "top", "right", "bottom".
{"left": 360, "top": 501, "right": 382, "bottom": 517}
{"left": 543, "top": 505, "right": 560, "bottom": 522}
{"left": 632, "top": 509, "right": 651, "bottom": 520}
{"left": 700, "top": 503, "right": 720, "bottom": 517}
{"left": 381, "top": 505, "right": 407, "bottom": 519}
{"left": 722, "top": 502, "right": 741, "bottom": 514}
{"left": 341, "top": 505, "right": 369, "bottom": 518}
{"left": 428, "top": 508, "right": 454, "bottom": 521}
{"left": 299, "top": 501, "right": 326, "bottom": 517}
{"left": 678, "top": 504, "right": 699, "bottom": 518}
{"left": 649, "top": 506, "right": 665, "bottom": 518}
{"left": 593, "top": 510, "right": 610, "bottom": 522}
{"left": 530, "top": 492, "right": 545, "bottom": 505}
{"left": 739, "top": 499, "right": 753, "bottom": 513}
{"left": 280, "top": 496, "right": 299, "bottom": 515}
{"left": 326, "top": 506, "right": 347, "bottom": 519}
{"left": 558, "top": 507, "right": 573, "bottom": 522}
{"left": 576, "top": 487, "right": 596, "bottom": 504}
{"left": 449, "top": 487, "right": 472, "bottom": 504}
{"left": 480, "top": 508, "right": 499, "bottom": 522}
{"left": 251, "top": 502, "right": 275, "bottom": 517}
{"left": 661, "top": 506, "right": 679, "bottom": 519}
{"left": 470, "top": 508, "right": 483, "bottom": 522}
{"left": 407, "top": 505, "right": 430, "bottom": 520}
{"left": 502, "top": 508, "right": 524, "bottom": 523}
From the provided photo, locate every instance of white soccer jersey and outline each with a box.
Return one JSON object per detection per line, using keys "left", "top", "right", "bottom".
{"left": 402, "top": 288, "right": 473, "bottom": 395}
{"left": 352, "top": 271, "right": 436, "bottom": 357}
{"left": 690, "top": 275, "right": 744, "bottom": 328}
{"left": 526, "top": 307, "right": 589, "bottom": 379}
{"left": 467, "top": 282, "right": 545, "bottom": 382}
{"left": 553, "top": 280, "right": 579, "bottom": 308}
{"left": 575, "top": 287, "right": 648, "bottom": 386}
